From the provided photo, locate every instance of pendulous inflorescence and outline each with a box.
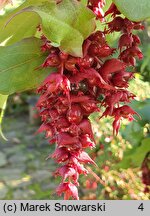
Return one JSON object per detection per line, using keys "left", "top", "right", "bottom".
{"left": 36, "top": 0, "right": 144, "bottom": 199}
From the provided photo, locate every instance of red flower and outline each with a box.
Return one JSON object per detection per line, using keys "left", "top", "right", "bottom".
{"left": 56, "top": 182, "right": 79, "bottom": 200}
{"left": 99, "top": 58, "right": 126, "bottom": 82}
{"left": 57, "top": 132, "right": 79, "bottom": 148}
{"left": 88, "top": 0, "right": 106, "bottom": 21}
{"left": 80, "top": 134, "right": 95, "bottom": 149}
{"left": 42, "top": 53, "right": 60, "bottom": 67}
{"left": 54, "top": 165, "right": 77, "bottom": 182}
{"left": 105, "top": 3, "right": 121, "bottom": 17}
{"left": 78, "top": 151, "right": 97, "bottom": 166}
{"left": 50, "top": 147, "right": 69, "bottom": 163}
{"left": 118, "top": 33, "right": 133, "bottom": 51}
{"left": 112, "top": 105, "right": 141, "bottom": 135}
{"left": 119, "top": 46, "right": 143, "bottom": 66}
{"left": 67, "top": 104, "right": 83, "bottom": 124}
{"left": 107, "top": 17, "right": 124, "bottom": 32}
{"left": 111, "top": 71, "right": 134, "bottom": 88}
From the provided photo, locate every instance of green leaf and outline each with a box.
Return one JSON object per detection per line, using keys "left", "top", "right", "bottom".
{"left": 0, "top": 37, "right": 51, "bottom": 95}
{"left": 0, "top": 94, "right": 8, "bottom": 140}
{"left": 0, "top": 12, "right": 40, "bottom": 46}
{"left": 130, "top": 99, "right": 150, "bottom": 123}
{"left": 0, "top": 0, "right": 49, "bottom": 45}
{"left": 132, "top": 138, "right": 150, "bottom": 167}
{"left": 122, "top": 122, "right": 143, "bottom": 146}
{"left": 113, "top": 0, "right": 150, "bottom": 21}
{"left": 117, "top": 138, "right": 150, "bottom": 169}
{"left": 30, "top": 0, "right": 95, "bottom": 56}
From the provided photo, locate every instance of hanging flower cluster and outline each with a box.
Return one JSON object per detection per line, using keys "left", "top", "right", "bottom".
{"left": 36, "top": 0, "right": 144, "bottom": 199}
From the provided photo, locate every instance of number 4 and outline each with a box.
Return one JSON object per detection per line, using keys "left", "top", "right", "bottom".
{"left": 138, "top": 203, "right": 144, "bottom": 211}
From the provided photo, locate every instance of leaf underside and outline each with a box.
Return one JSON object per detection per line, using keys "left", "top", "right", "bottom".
{"left": 113, "top": 0, "right": 150, "bottom": 21}
{"left": 0, "top": 37, "right": 52, "bottom": 95}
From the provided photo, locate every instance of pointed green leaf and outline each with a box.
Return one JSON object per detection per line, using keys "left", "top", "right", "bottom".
{"left": 132, "top": 138, "right": 150, "bottom": 167}
{"left": 113, "top": 0, "right": 150, "bottom": 21}
{"left": 0, "top": 12, "right": 40, "bottom": 46}
{"left": 30, "top": 0, "right": 95, "bottom": 56}
{"left": 116, "top": 138, "right": 150, "bottom": 169}
{"left": 0, "top": 0, "right": 49, "bottom": 45}
{"left": 0, "top": 37, "right": 52, "bottom": 95}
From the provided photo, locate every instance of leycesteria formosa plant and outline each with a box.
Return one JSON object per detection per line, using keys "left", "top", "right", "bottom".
{"left": 0, "top": 0, "right": 150, "bottom": 199}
